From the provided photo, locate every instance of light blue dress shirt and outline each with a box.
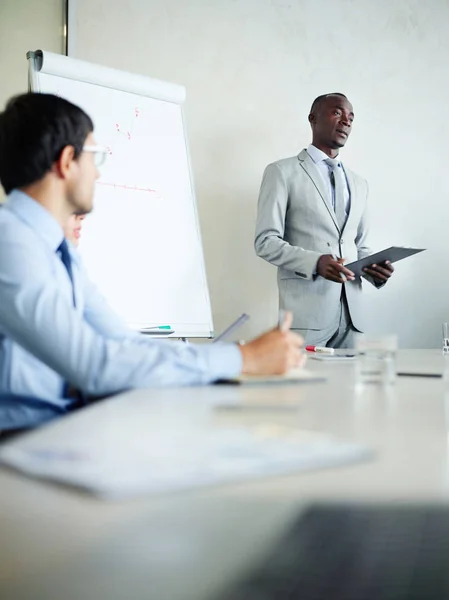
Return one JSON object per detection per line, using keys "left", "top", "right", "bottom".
{"left": 0, "top": 191, "right": 242, "bottom": 410}
{"left": 306, "top": 144, "right": 350, "bottom": 215}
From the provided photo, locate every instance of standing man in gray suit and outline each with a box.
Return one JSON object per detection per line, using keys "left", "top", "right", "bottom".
{"left": 254, "top": 93, "right": 394, "bottom": 348}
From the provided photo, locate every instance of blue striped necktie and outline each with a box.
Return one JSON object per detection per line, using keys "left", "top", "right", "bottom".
{"left": 325, "top": 158, "right": 347, "bottom": 230}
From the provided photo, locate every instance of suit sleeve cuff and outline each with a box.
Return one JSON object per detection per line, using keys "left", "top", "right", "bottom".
{"left": 298, "top": 251, "right": 323, "bottom": 280}
{"left": 363, "top": 273, "right": 387, "bottom": 288}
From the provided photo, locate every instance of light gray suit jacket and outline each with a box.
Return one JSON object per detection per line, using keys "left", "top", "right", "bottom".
{"left": 254, "top": 149, "right": 377, "bottom": 332}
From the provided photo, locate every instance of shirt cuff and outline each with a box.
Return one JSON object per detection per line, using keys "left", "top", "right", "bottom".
{"left": 203, "top": 342, "right": 242, "bottom": 382}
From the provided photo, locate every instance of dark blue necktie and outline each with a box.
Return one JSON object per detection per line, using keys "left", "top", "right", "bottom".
{"left": 57, "top": 239, "right": 85, "bottom": 404}
{"left": 57, "top": 239, "right": 76, "bottom": 306}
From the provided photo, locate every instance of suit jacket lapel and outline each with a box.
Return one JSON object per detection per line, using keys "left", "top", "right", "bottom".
{"left": 297, "top": 149, "right": 340, "bottom": 233}
{"left": 342, "top": 166, "right": 356, "bottom": 233}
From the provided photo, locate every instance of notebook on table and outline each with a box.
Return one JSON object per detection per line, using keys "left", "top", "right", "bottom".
{"left": 217, "top": 368, "right": 326, "bottom": 386}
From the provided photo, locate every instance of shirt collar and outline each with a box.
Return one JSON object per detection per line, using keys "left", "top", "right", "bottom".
{"left": 307, "top": 144, "right": 341, "bottom": 166}
{"left": 4, "top": 190, "right": 65, "bottom": 252}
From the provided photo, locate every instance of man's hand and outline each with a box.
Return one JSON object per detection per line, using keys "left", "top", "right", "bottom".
{"left": 240, "top": 312, "right": 304, "bottom": 375}
{"left": 317, "top": 254, "right": 355, "bottom": 284}
{"left": 363, "top": 260, "right": 394, "bottom": 283}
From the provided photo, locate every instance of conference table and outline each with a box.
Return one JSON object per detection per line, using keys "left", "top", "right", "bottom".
{"left": 1, "top": 349, "right": 449, "bottom": 600}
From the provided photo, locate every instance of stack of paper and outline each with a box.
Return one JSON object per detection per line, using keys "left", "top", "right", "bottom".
{"left": 0, "top": 426, "right": 373, "bottom": 500}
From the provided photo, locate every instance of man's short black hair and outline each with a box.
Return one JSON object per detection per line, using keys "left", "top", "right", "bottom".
{"left": 0, "top": 93, "right": 93, "bottom": 194}
{"left": 310, "top": 93, "right": 347, "bottom": 115}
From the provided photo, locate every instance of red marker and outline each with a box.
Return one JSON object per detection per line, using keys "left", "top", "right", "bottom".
{"left": 305, "top": 346, "right": 335, "bottom": 354}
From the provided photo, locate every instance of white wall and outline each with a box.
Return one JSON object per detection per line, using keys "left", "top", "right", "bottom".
{"left": 71, "top": 0, "right": 449, "bottom": 347}
{"left": 0, "top": 0, "right": 64, "bottom": 198}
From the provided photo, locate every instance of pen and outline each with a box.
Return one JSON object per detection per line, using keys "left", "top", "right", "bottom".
{"left": 306, "top": 346, "right": 335, "bottom": 354}
{"left": 144, "top": 325, "right": 172, "bottom": 330}
{"left": 327, "top": 243, "right": 346, "bottom": 282}
{"left": 396, "top": 372, "right": 442, "bottom": 378}
{"left": 213, "top": 313, "right": 250, "bottom": 343}
{"left": 278, "top": 309, "right": 289, "bottom": 332}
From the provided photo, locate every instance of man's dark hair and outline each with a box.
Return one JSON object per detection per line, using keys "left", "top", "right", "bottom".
{"left": 310, "top": 93, "right": 347, "bottom": 115}
{"left": 0, "top": 93, "right": 93, "bottom": 194}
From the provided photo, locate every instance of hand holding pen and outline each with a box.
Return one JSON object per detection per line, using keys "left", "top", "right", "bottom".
{"left": 317, "top": 244, "right": 355, "bottom": 284}
{"left": 239, "top": 310, "right": 305, "bottom": 375}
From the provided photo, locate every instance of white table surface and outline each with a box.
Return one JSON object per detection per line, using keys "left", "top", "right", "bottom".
{"left": 1, "top": 349, "right": 449, "bottom": 600}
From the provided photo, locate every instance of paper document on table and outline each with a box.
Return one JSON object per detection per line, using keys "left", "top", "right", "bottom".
{"left": 219, "top": 368, "right": 326, "bottom": 385}
{"left": 346, "top": 246, "right": 425, "bottom": 277}
{"left": 0, "top": 426, "right": 373, "bottom": 500}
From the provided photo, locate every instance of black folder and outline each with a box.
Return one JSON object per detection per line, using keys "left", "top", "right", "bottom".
{"left": 346, "top": 246, "right": 425, "bottom": 277}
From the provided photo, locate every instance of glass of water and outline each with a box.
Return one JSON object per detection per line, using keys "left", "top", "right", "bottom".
{"left": 443, "top": 323, "right": 449, "bottom": 354}
{"left": 355, "top": 334, "right": 398, "bottom": 387}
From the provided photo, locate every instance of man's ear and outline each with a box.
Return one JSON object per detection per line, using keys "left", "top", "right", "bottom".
{"left": 53, "top": 145, "right": 76, "bottom": 179}
{"left": 308, "top": 113, "right": 315, "bottom": 125}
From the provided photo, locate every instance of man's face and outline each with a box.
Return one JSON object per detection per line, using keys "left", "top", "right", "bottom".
{"left": 310, "top": 96, "right": 354, "bottom": 149}
{"left": 64, "top": 213, "right": 86, "bottom": 247}
{"left": 66, "top": 132, "right": 100, "bottom": 214}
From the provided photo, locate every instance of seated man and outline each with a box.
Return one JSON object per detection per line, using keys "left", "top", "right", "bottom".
{"left": 0, "top": 93, "right": 303, "bottom": 422}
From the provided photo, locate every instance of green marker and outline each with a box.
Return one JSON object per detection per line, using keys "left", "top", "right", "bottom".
{"left": 141, "top": 325, "right": 174, "bottom": 335}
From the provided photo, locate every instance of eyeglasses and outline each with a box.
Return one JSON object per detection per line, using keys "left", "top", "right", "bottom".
{"left": 82, "top": 145, "right": 108, "bottom": 167}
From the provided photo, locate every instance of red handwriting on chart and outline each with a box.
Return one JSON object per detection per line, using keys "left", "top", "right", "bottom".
{"left": 96, "top": 181, "right": 162, "bottom": 198}
{"left": 106, "top": 107, "right": 140, "bottom": 155}
{"left": 100, "top": 107, "right": 162, "bottom": 197}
